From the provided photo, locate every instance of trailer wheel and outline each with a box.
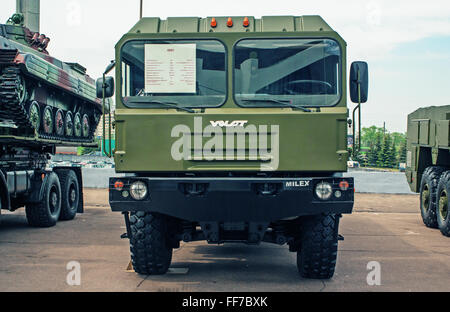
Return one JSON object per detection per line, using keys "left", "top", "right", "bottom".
{"left": 58, "top": 170, "right": 79, "bottom": 221}
{"left": 26, "top": 172, "right": 61, "bottom": 227}
{"left": 420, "top": 166, "right": 445, "bottom": 229}
{"left": 297, "top": 213, "right": 340, "bottom": 279}
{"left": 436, "top": 171, "right": 450, "bottom": 237}
{"left": 129, "top": 212, "right": 173, "bottom": 275}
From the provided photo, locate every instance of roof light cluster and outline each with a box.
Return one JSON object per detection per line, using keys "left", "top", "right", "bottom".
{"left": 210, "top": 17, "right": 250, "bottom": 28}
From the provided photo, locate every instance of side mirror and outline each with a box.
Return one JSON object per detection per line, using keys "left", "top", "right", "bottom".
{"left": 96, "top": 76, "right": 115, "bottom": 99}
{"left": 349, "top": 61, "right": 369, "bottom": 103}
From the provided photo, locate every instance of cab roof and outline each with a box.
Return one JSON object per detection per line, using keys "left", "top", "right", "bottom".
{"left": 127, "top": 16, "right": 335, "bottom": 34}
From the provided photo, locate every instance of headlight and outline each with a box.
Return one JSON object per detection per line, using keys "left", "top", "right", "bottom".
{"left": 315, "top": 182, "right": 333, "bottom": 200}
{"left": 130, "top": 181, "right": 148, "bottom": 201}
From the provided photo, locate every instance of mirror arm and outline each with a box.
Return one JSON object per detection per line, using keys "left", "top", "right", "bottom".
{"left": 352, "top": 104, "right": 360, "bottom": 159}
{"left": 102, "top": 73, "right": 112, "bottom": 158}
{"left": 358, "top": 79, "right": 362, "bottom": 154}
{"left": 352, "top": 69, "right": 362, "bottom": 159}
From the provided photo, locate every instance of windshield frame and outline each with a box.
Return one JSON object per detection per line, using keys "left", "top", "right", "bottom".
{"left": 119, "top": 38, "right": 229, "bottom": 109}
{"left": 232, "top": 37, "right": 343, "bottom": 108}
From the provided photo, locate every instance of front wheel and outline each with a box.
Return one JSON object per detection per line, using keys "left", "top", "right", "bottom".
{"left": 297, "top": 213, "right": 340, "bottom": 279}
{"left": 129, "top": 212, "right": 173, "bottom": 275}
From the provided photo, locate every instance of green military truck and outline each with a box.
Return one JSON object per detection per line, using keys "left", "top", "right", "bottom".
{"left": 99, "top": 15, "right": 369, "bottom": 279}
{"left": 406, "top": 106, "right": 450, "bottom": 237}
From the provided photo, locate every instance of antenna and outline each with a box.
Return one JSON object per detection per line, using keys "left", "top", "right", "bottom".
{"left": 140, "top": 0, "right": 143, "bottom": 19}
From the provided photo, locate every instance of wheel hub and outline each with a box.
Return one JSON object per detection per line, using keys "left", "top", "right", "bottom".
{"left": 70, "top": 187, "right": 76, "bottom": 204}
{"left": 422, "top": 185, "right": 430, "bottom": 213}
{"left": 439, "top": 190, "right": 449, "bottom": 221}
{"left": 50, "top": 189, "right": 58, "bottom": 213}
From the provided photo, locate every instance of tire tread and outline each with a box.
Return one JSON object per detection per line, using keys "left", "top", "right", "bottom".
{"left": 297, "top": 213, "right": 339, "bottom": 279}
{"left": 420, "top": 166, "right": 445, "bottom": 228}
{"left": 25, "top": 172, "right": 61, "bottom": 227}
{"left": 129, "top": 212, "right": 172, "bottom": 275}
{"left": 436, "top": 170, "right": 450, "bottom": 237}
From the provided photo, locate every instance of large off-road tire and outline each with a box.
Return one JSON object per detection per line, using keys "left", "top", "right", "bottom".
{"left": 129, "top": 212, "right": 173, "bottom": 275}
{"left": 58, "top": 170, "right": 79, "bottom": 221}
{"left": 419, "top": 166, "right": 445, "bottom": 229}
{"left": 26, "top": 172, "right": 61, "bottom": 227}
{"left": 436, "top": 171, "right": 450, "bottom": 237}
{"left": 297, "top": 213, "right": 340, "bottom": 279}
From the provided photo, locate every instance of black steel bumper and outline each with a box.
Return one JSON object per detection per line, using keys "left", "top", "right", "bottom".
{"left": 109, "top": 176, "right": 354, "bottom": 222}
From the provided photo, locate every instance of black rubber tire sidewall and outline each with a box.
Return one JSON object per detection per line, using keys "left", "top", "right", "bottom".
{"left": 59, "top": 170, "right": 79, "bottom": 221}
{"left": 436, "top": 171, "right": 450, "bottom": 237}
{"left": 26, "top": 172, "right": 61, "bottom": 227}
{"left": 419, "top": 167, "right": 445, "bottom": 229}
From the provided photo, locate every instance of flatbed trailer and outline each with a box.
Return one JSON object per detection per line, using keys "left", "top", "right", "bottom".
{"left": 0, "top": 135, "right": 93, "bottom": 227}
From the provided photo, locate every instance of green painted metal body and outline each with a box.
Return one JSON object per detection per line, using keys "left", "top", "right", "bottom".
{"left": 406, "top": 105, "right": 450, "bottom": 192}
{"left": 112, "top": 16, "right": 349, "bottom": 173}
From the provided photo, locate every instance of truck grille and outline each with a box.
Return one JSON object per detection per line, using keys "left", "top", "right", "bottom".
{"left": 189, "top": 131, "right": 275, "bottom": 162}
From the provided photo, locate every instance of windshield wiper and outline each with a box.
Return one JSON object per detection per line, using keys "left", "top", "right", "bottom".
{"left": 240, "top": 98, "right": 312, "bottom": 112}
{"left": 129, "top": 99, "right": 195, "bottom": 113}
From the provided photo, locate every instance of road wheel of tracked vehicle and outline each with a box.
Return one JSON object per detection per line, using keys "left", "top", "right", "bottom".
{"left": 82, "top": 114, "right": 90, "bottom": 138}
{"left": 25, "top": 172, "right": 61, "bottom": 227}
{"left": 65, "top": 111, "right": 74, "bottom": 137}
{"left": 28, "top": 101, "right": 40, "bottom": 131}
{"left": 42, "top": 106, "right": 54, "bottom": 134}
{"left": 436, "top": 171, "right": 450, "bottom": 237}
{"left": 58, "top": 170, "right": 79, "bottom": 221}
{"left": 55, "top": 109, "right": 65, "bottom": 136}
{"left": 74, "top": 113, "right": 82, "bottom": 137}
{"left": 297, "top": 213, "right": 340, "bottom": 279}
{"left": 129, "top": 212, "right": 173, "bottom": 275}
{"left": 420, "top": 166, "right": 445, "bottom": 229}
{"left": 16, "top": 74, "right": 27, "bottom": 105}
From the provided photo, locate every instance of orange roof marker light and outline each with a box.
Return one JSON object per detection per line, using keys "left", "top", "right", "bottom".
{"left": 227, "top": 17, "right": 233, "bottom": 27}
{"left": 211, "top": 17, "right": 217, "bottom": 28}
{"left": 243, "top": 17, "right": 250, "bottom": 27}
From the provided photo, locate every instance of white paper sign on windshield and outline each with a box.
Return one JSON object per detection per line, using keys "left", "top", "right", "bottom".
{"left": 145, "top": 44, "right": 196, "bottom": 94}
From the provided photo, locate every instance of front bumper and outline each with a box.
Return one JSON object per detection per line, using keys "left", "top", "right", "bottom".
{"left": 109, "top": 176, "right": 354, "bottom": 222}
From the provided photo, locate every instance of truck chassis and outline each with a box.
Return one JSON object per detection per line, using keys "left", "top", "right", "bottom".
{"left": 0, "top": 141, "right": 83, "bottom": 227}
{"left": 110, "top": 174, "right": 354, "bottom": 279}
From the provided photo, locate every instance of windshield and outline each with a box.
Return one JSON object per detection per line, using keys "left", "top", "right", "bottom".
{"left": 121, "top": 40, "right": 227, "bottom": 108}
{"left": 234, "top": 38, "right": 341, "bottom": 107}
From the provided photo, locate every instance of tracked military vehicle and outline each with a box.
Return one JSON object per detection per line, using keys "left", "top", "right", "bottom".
{"left": 0, "top": 13, "right": 102, "bottom": 143}
{"left": 0, "top": 10, "right": 103, "bottom": 228}
{"left": 100, "top": 15, "right": 369, "bottom": 279}
{"left": 406, "top": 106, "right": 450, "bottom": 237}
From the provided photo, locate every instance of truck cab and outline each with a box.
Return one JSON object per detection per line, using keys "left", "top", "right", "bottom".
{"left": 100, "top": 16, "right": 369, "bottom": 279}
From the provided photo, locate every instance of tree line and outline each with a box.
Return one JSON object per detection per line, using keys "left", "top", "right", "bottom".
{"left": 352, "top": 126, "right": 407, "bottom": 169}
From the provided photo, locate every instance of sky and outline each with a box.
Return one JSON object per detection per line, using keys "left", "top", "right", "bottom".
{"left": 1, "top": 0, "right": 450, "bottom": 133}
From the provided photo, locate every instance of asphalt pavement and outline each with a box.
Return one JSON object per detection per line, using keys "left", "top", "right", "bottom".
{"left": 0, "top": 190, "right": 449, "bottom": 292}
